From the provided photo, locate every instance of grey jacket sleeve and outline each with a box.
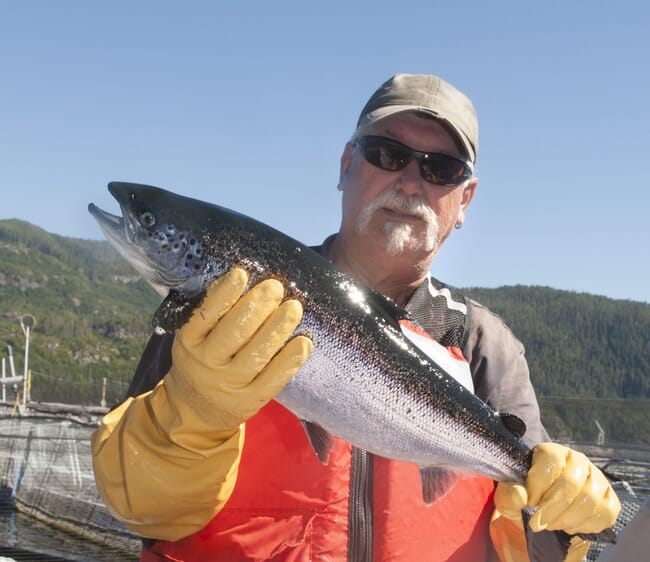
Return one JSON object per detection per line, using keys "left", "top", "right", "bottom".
{"left": 462, "top": 298, "right": 549, "bottom": 447}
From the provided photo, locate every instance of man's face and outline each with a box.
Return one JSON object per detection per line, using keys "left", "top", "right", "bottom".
{"left": 338, "top": 112, "right": 477, "bottom": 260}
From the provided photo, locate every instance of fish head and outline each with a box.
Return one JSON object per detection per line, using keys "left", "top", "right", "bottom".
{"left": 88, "top": 182, "right": 215, "bottom": 297}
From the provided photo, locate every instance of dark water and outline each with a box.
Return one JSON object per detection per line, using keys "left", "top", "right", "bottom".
{"left": 0, "top": 509, "right": 138, "bottom": 562}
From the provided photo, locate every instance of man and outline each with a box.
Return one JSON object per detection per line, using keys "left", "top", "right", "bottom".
{"left": 92, "top": 74, "right": 620, "bottom": 561}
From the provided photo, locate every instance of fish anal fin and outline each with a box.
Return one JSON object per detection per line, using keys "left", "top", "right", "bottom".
{"left": 301, "top": 421, "right": 335, "bottom": 465}
{"left": 419, "top": 467, "right": 458, "bottom": 505}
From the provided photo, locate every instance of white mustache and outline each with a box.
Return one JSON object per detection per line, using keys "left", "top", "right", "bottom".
{"left": 357, "top": 190, "right": 436, "bottom": 231}
{"left": 356, "top": 190, "right": 440, "bottom": 255}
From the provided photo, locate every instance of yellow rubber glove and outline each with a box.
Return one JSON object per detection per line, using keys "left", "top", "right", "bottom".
{"left": 164, "top": 267, "right": 313, "bottom": 436}
{"left": 490, "top": 442, "right": 621, "bottom": 562}
{"left": 92, "top": 268, "right": 312, "bottom": 540}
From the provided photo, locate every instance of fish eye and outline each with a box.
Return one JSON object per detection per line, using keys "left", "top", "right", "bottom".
{"left": 140, "top": 212, "right": 156, "bottom": 227}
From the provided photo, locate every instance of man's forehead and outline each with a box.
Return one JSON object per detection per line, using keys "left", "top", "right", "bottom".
{"left": 365, "top": 112, "right": 467, "bottom": 157}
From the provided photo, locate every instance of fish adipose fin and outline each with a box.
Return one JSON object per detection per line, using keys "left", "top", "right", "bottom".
{"left": 499, "top": 412, "right": 527, "bottom": 439}
{"left": 522, "top": 507, "right": 617, "bottom": 562}
{"left": 301, "top": 421, "right": 335, "bottom": 465}
{"left": 419, "top": 467, "right": 458, "bottom": 505}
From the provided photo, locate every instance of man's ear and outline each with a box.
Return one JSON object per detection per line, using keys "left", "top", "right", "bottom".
{"left": 456, "top": 177, "right": 478, "bottom": 226}
{"left": 337, "top": 143, "right": 354, "bottom": 191}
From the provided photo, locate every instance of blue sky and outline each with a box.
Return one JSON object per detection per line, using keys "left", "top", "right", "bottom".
{"left": 1, "top": 1, "right": 648, "bottom": 303}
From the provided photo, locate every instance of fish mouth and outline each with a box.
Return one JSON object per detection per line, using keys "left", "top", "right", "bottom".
{"left": 88, "top": 201, "right": 154, "bottom": 279}
{"left": 88, "top": 196, "right": 195, "bottom": 296}
{"left": 88, "top": 190, "right": 146, "bottom": 244}
{"left": 88, "top": 203, "right": 128, "bottom": 240}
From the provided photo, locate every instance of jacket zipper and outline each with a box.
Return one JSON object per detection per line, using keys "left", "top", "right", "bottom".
{"left": 348, "top": 447, "right": 374, "bottom": 562}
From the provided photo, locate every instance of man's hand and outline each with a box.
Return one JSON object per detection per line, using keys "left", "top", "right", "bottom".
{"left": 491, "top": 442, "right": 621, "bottom": 562}
{"left": 91, "top": 268, "right": 313, "bottom": 540}
{"left": 164, "top": 267, "right": 313, "bottom": 434}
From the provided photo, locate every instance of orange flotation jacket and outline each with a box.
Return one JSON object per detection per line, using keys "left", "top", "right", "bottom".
{"left": 140, "top": 278, "right": 497, "bottom": 562}
{"left": 143, "top": 400, "right": 496, "bottom": 562}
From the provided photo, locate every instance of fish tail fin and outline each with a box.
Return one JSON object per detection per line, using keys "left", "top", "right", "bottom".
{"left": 575, "top": 527, "right": 617, "bottom": 543}
{"left": 522, "top": 509, "right": 616, "bottom": 562}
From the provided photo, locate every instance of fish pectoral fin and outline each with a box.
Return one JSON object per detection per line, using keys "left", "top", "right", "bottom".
{"left": 300, "top": 421, "right": 335, "bottom": 465}
{"left": 419, "top": 467, "right": 459, "bottom": 505}
{"left": 153, "top": 289, "right": 206, "bottom": 333}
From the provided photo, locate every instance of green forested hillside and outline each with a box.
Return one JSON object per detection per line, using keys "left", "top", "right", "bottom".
{"left": 461, "top": 286, "right": 650, "bottom": 444}
{"left": 1, "top": 219, "right": 648, "bottom": 443}
{"left": 462, "top": 286, "right": 650, "bottom": 400}
{"left": 0, "top": 219, "right": 160, "bottom": 405}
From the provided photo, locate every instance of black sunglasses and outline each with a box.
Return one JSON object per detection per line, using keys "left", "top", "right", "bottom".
{"left": 353, "top": 135, "right": 473, "bottom": 187}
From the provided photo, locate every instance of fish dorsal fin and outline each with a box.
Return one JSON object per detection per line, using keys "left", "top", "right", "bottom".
{"left": 419, "top": 467, "right": 458, "bottom": 505}
{"left": 500, "top": 413, "right": 527, "bottom": 439}
{"left": 366, "top": 287, "right": 410, "bottom": 329}
{"left": 301, "top": 421, "right": 335, "bottom": 465}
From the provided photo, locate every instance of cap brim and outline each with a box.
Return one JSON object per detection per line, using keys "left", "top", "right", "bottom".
{"left": 358, "top": 105, "right": 475, "bottom": 164}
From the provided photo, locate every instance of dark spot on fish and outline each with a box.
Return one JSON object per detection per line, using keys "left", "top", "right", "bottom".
{"left": 189, "top": 238, "right": 196, "bottom": 245}
{"left": 194, "top": 264, "right": 201, "bottom": 270}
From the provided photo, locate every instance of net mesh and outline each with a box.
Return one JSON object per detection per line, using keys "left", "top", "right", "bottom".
{"left": 0, "top": 415, "right": 139, "bottom": 561}
{"left": 1, "top": 412, "right": 648, "bottom": 561}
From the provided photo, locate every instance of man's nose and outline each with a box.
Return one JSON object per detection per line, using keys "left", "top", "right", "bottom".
{"left": 395, "top": 159, "right": 425, "bottom": 195}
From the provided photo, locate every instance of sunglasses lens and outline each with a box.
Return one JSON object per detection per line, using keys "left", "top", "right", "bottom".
{"left": 361, "top": 138, "right": 409, "bottom": 171}
{"left": 421, "top": 154, "right": 469, "bottom": 186}
{"left": 357, "top": 136, "right": 471, "bottom": 186}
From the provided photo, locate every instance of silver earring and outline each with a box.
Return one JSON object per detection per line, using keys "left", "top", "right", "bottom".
{"left": 454, "top": 222, "right": 462, "bottom": 230}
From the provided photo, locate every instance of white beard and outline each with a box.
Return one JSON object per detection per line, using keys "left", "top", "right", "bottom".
{"left": 356, "top": 191, "right": 439, "bottom": 255}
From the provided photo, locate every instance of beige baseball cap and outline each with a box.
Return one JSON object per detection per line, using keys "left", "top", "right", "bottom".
{"left": 356, "top": 73, "right": 479, "bottom": 164}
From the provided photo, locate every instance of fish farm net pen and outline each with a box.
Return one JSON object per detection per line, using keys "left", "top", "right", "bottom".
{"left": 0, "top": 407, "right": 648, "bottom": 561}
{"left": 0, "top": 414, "right": 139, "bottom": 562}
